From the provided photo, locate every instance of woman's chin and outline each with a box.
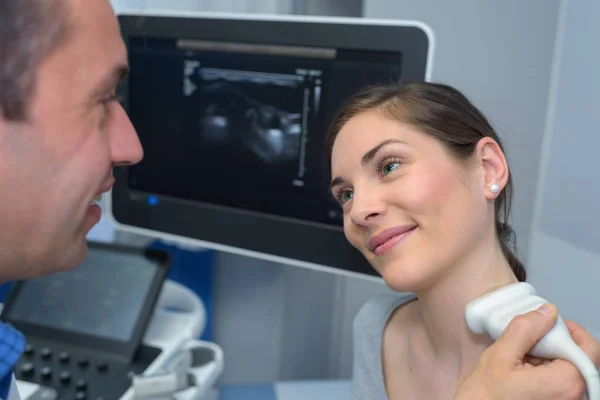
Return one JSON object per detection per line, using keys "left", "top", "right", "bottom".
{"left": 378, "top": 262, "right": 428, "bottom": 293}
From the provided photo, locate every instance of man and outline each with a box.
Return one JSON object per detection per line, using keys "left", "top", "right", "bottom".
{"left": 0, "top": 0, "right": 142, "bottom": 398}
{"left": 0, "top": 1, "right": 598, "bottom": 399}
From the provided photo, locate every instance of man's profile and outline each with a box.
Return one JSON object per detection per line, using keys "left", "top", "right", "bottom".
{"left": 0, "top": 0, "right": 143, "bottom": 398}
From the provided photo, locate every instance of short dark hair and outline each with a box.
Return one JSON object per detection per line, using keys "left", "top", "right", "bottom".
{"left": 0, "top": 0, "right": 69, "bottom": 121}
{"left": 326, "top": 81, "right": 526, "bottom": 282}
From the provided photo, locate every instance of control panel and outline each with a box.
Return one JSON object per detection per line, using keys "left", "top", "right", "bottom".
{"left": 16, "top": 337, "right": 161, "bottom": 399}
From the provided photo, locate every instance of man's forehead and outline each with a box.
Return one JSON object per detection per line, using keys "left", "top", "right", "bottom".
{"left": 61, "top": 0, "right": 127, "bottom": 81}
{"left": 67, "top": 0, "right": 118, "bottom": 27}
{"left": 66, "top": 0, "right": 123, "bottom": 50}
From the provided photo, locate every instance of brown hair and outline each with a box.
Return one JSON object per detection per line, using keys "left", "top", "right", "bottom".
{"left": 325, "top": 81, "right": 526, "bottom": 282}
{"left": 0, "top": 0, "right": 69, "bottom": 121}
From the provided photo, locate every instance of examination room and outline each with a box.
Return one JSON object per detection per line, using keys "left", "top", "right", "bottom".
{"left": 0, "top": 0, "right": 598, "bottom": 399}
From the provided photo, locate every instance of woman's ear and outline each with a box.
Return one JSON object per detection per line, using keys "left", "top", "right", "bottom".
{"left": 476, "top": 137, "right": 509, "bottom": 199}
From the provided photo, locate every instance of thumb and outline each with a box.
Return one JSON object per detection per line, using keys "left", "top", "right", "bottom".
{"left": 496, "top": 303, "right": 559, "bottom": 360}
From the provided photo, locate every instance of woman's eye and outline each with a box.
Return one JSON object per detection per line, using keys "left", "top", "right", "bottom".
{"left": 382, "top": 162, "right": 401, "bottom": 175}
{"left": 342, "top": 191, "right": 353, "bottom": 202}
{"left": 338, "top": 190, "right": 354, "bottom": 204}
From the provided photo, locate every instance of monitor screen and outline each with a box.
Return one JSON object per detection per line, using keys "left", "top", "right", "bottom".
{"left": 128, "top": 38, "right": 403, "bottom": 228}
{"left": 110, "top": 13, "right": 433, "bottom": 279}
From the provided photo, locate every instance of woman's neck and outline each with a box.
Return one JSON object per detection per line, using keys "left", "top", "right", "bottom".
{"left": 411, "top": 242, "right": 518, "bottom": 380}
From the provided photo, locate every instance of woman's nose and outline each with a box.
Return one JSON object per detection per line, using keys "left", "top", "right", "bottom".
{"left": 348, "top": 189, "right": 387, "bottom": 227}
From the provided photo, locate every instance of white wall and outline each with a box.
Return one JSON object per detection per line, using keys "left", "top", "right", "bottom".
{"left": 528, "top": 0, "right": 600, "bottom": 336}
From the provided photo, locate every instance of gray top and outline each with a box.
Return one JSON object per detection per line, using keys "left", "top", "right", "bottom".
{"left": 352, "top": 293, "right": 417, "bottom": 400}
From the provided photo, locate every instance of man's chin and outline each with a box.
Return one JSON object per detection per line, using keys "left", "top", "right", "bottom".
{"left": 52, "top": 239, "right": 89, "bottom": 274}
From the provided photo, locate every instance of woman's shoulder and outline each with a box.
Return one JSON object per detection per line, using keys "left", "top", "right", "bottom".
{"left": 353, "top": 292, "right": 417, "bottom": 334}
{"left": 351, "top": 292, "right": 416, "bottom": 400}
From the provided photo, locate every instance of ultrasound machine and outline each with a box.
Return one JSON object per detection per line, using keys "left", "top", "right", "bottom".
{"left": 1, "top": 10, "right": 433, "bottom": 400}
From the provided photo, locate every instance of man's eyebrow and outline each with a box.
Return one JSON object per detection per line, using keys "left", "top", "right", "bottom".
{"left": 329, "top": 138, "right": 406, "bottom": 192}
{"left": 92, "top": 63, "right": 129, "bottom": 98}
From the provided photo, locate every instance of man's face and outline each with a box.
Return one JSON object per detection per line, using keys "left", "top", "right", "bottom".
{"left": 0, "top": 0, "right": 143, "bottom": 281}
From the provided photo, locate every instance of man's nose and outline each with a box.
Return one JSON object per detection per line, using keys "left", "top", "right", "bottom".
{"left": 108, "top": 103, "right": 144, "bottom": 166}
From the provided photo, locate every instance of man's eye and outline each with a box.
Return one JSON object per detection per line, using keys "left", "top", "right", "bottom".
{"left": 101, "top": 93, "right": 121, "bottom": 105}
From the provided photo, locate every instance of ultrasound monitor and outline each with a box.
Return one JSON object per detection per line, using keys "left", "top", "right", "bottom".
{"left": 108, "top": 11, "right": 434, "bottom": 279}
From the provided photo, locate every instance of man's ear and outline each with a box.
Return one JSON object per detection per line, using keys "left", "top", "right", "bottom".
{"left": 476, "top": 137, "right": 509, "bottom": 199}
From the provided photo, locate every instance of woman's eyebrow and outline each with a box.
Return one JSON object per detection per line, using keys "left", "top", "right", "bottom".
{"left": 330, "top": 138, "right": 406, "bottom": 190}
{"left": 361, "top": 138, "right": 406, "bottom": 166}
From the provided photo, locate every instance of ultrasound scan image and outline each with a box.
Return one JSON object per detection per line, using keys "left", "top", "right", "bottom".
{"left": 195, "top": 70, "right": 304, "bottom": 165}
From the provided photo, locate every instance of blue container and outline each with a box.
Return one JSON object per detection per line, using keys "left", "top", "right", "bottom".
{"left": 0, "top": 282, "right": 13, "bottom": 305}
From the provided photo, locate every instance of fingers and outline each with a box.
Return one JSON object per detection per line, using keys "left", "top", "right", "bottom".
{"left": 501, "top": 359, "right": 586, "bottom": 400}
{"left": 565, "top": 319, "right": 600, "bottom": 368}
{"left": 565, "top": 319, "right": 586, "bottom": 337}
{"left": 529, "top": 359, "right": 588, "bottom": 400}
{"left": 495, "top": 303, "right": 559, "bottom": 361}
{"left": 524, "top": 354, "right": 552, "bottom": 367}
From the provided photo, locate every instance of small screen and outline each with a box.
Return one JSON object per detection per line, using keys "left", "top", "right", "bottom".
{"left": 6, "top": 248, "right": 158, "bottom": 342}
{"left": 125, "top": 37, "right": 403, "bottom": 227}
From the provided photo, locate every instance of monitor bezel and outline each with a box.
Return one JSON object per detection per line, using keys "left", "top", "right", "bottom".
{"left": 109, "top": 11, "right": 435, "bottom": 282}
{"left": 0, "top": 242, "right": 171, "bottom": 363}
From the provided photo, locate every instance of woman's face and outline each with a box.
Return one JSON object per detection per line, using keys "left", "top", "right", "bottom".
{"left": 330, "top": 110, "right": 500, "bottom": 292}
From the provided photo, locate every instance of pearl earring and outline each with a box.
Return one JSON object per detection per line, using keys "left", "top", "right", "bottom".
{"left": 490, "top": 184, "right": 500, "bottom": 193}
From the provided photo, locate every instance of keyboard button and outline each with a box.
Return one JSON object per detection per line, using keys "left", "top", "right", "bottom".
{"left": 75, "top": 380, "right": 87, "bottom": 391}
{"left": 96, "top": 361, "right": 108, "bottom": 372}
{"left": 20, "top": 362, "right": 34, "bottom": 377}
{"left": 75, "top": 392, "right": 87, "bottom": 400}
{"left": 78, "top": 358, "right": 89, "bottom": 368}
{"left": 40, "top": 366, "right": 52, "bottom": 380}
{"left": 60, "top": 371, "right": 71, "bottom": 384}
{"left": 38, "top": 388, "right": 57, "bottom": 400}
{"left": 41, "top": 348, "right": 52, "bottom": 359}
{"left": 24, "top": 344, "right": 34, "bottom": 357}
{"left": 59, "top": 351, "right": 70, "bottom": 364}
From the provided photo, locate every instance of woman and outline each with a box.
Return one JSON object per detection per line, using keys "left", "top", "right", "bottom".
{"left": 326, "top": 81, "right": 568, "bottom": 399}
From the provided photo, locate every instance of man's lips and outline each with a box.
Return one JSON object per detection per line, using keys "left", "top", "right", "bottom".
{"left": 93, "top": 178, "right": 115, "bottom": 202}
